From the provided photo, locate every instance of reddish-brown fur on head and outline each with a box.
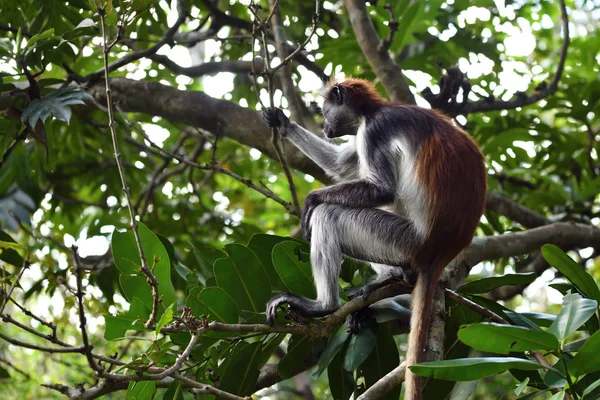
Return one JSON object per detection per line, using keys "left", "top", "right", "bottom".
{"left": 325, "top": 78, "right": 389, "bottom": 114}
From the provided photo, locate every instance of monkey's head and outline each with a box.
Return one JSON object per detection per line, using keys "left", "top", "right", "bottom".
{"left": 322, "top": 79, "right": 388, "bottom": 138}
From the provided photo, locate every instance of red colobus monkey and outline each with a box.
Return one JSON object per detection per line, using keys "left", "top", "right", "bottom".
{"left": 263, "top": 79, "right": 486, "bottom": 399}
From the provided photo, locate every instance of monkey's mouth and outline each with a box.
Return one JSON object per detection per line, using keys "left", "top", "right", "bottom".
{"left": 323, "top": 128, "right": 339, "bottom": 139}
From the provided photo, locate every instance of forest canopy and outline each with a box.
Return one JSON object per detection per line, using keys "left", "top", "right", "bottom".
{"left": 0, "top": 0, "right": 599, "bottom": 399}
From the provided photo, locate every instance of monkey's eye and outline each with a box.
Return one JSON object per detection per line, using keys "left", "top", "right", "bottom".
{"left": 332, "top": 86, "right": 344, "bottom": 105}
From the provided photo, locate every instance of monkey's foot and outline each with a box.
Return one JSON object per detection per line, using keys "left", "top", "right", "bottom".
{"left": 347, "top": 307, "right": 374, "bottom": 334}
{"left": 265, "top": 292, "right": 339, "bottom": 326}
{"left": 356, "top": 275, "right": 405, "bottom": 301}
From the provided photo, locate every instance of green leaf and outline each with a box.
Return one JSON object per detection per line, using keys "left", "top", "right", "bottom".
{"left": 570, "top": 330, "right": 600, "bottom": 376}
{"left": 112, "top": 222, "right": 177, "bottom": 314}
{"left": 155, "top": 302, "right": 175, "bottom": 335}
{"left": 344, "top": 320, "right": 378, "bottom": 371}
{"left": 104, "top": 297, "right": 148, "bottom": 340}
{"left": 272, "top": 241, "right": 316, "bottom": 299}
{"left": 214, "top": 244, "right": 270, "bottom": 313}
{"left": 186, "top": 286, "right": 238, "bottom": 324}
{"left": 542, "top": 244, "right": 600, "bottom": 302}
{"left": 0, "top": 230, "right": 25, "bottom": 267}
{"left": 583, "top": 377, "right": 600, "bottom": 399}
{"left": 515, "top": 377, "right": 530, "bottom": 396}
{"left": 543, "top": 354, "right": 571, "bottom": 388}
{"left": 190, "top": 242, "right": 225, "bottom": 281}
{"left": 505, "top": 311, "right": 542, "bottom": 331}
{"left": 279, "top": 335, "right": 314, "bottom": 379}
{"left": 247, "top": 233, "right": 302, "bottom": 289}
{"left": 314, "top": 324, "right": 350, "bottom": 378}
{"left": 410, "top": 357, "right": 547, "bottom": 381}
{"left": 21, "top": 86, "right": 93, "bottom": 126}
{"left": 162, "top": 382, "right": 184, "bottom": 400}
{"left": 458, "top": 323, "right": 559, "bottom": 354}
{"left": 548, "top": 292, "right": 598, "bottom": 342}
{"left": 0, "top": 365, "right": 10, "bottom": 379}
{"left": 328, "top": 347, "right": 354, "bottom": 400}
{"left": 218, "top": 341, "right": 263, "bottom": 396}
{"left": 25, "top": 28, "right": 55, "bottom": 48}
{"left": 394, "top": 1, "right": 424, "bottom": 50}
{"left": 360, "top": 325, "right": 401, "bottom": 400}
{"left": 458, "top": 273, "right": 538, "bottom": 294}
{"left": 548, "top": 391, "right": 565, "bottom": 400}
{"left": 517, "top": 390, "right": 551, "bottom": 400}
{"left": 126, "top": 380, "right": 156, "bottom": 400}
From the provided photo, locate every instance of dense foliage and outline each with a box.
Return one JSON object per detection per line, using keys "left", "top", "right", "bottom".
{"left": 0, "top": 0, "right": 599, "bottom": 399}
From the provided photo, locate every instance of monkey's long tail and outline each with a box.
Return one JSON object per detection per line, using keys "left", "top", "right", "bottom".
{"left": 404, "top": 265, "right": 445, "bottom": 400}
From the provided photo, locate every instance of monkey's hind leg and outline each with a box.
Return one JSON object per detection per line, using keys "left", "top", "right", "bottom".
{"left": 265, "top": 204, "right": 344, "bottom": 325}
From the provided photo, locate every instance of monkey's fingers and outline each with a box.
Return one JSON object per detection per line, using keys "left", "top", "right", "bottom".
{"left": 265, "top": 293, "right": 287, "bottom": 326}
{"left": 262, "top": 109, "right": 281, "bottom": 128}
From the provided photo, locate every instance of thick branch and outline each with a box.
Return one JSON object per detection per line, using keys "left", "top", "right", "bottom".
{"left": 485, "top": 193, "right": 549, "bottom": 229}
{"left": 343, "top": 0, "right": 415, "bottom": 104}
{"left": 87, "top": 78, "right": 329, "bottom": 183}
{"left": 466, "top": 222, "right": 600, "bottom": 266}
{"left": 149, "top": 55, "right": 253, "bottom": 77}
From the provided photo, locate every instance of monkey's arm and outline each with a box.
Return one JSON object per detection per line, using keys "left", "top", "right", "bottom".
{"left": 263, "top": 108, "right": 359, "bottom": 181}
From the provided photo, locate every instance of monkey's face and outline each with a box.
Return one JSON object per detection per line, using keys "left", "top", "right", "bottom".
{"left": 322, "top": 100, "right": 360, "bottom": 139}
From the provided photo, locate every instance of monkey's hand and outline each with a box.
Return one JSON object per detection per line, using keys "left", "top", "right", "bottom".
{"left": 301, "top": 191, "right": 322, "bottom": 241}
{"left": 262, "top": 107, "right": 291, "bottom": 134}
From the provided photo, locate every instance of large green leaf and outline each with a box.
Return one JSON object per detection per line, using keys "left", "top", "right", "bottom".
{"left": 542, "top": 245, "right": 600, "bottom": 302}
{"left": 278, "top": 335, "right": 314, "bottom": 379}
{"left": 344, "top": 320, "right": 378, "bottom": 371}
{"left": 272, "top": 241, "right": 316, "bottom": 299}
{"left": 548, "top": 292, "right": 598, "bottom": 342}
{"left": 126, "top": 380, "right": 156, "bottom": 400}
{"left": 186, "top": 286, "right": 239, "bottom": 324}
{"left": 410, "top": 358, "right": 547, "bottom": 381}
{"left": 0, "top": 230, "right": 25, "bottom": 267}
{"left": 328, "top": 348, "right": 354, "bottom": 400}
{"left": 360, "top": 325, "right": 401, "bottom": 400}
{"left": 214, "top": 244, "right": 270, "bottom": 313}
{"left": 190, "top": 242, "right": 225, "bottom": 281}
{"left": 458, "top": 273, "right": 538, "bottom": 294}
{"left": 247, "top": 233, "right": 302, "bottom": 289}
{"left": 314, "top": 324, "right": 350, "bottom": 378}
{"left": 218, "top": 341, "right": 264, "bottom": 397}
{"left": 104, "top": 297, "right": 148, "bottom": 340}
{"left": 458, "top": 323, "right": 559, "bottom": 354}
{"left": 112, "top": 222, "right": 177, "bottom": 313}
{"left": 570, "top": 330, "right": 600, "bottom": 376}
{"left": 21, "top": 86, "right": 93, "bottom": 126}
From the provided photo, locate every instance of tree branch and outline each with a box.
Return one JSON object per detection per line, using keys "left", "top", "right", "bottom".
{"left": 466, "top": 222, "right": 600, "bottom": 266}
{"left": 149, "top": 55, "right": 253, "bottom": 77}
{"left": 343, "top": 0, "right": 415, "bottom": 104}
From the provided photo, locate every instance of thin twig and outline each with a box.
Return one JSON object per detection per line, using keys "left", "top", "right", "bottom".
{"left": 379, "top": 3, "right": 398, "bottom": 51}
{"left": 99, "top": 8, "right": 161, "bottom": 328}
{"left": 84, "top": 0, "right": 187, "bottom": 83}
{"left": 444, "top": 289, "right": 507, "bottom": 324}
{"left": 0, "top": 256, "right": 29, "bottom": 315}
{"left": 585, "top": 120, "right": 598, "bottom": 178}
{"left": 72, "top": 245, "right": 105, "bottom": 374}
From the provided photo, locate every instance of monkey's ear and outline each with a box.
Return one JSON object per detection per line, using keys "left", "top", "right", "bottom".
{"left": 331, "top": 85, "right": 345, "bottom": 105}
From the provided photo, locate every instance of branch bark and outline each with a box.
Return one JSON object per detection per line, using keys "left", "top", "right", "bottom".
{"left": 343, "top": 0, "right": 415, "bottom": 104}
